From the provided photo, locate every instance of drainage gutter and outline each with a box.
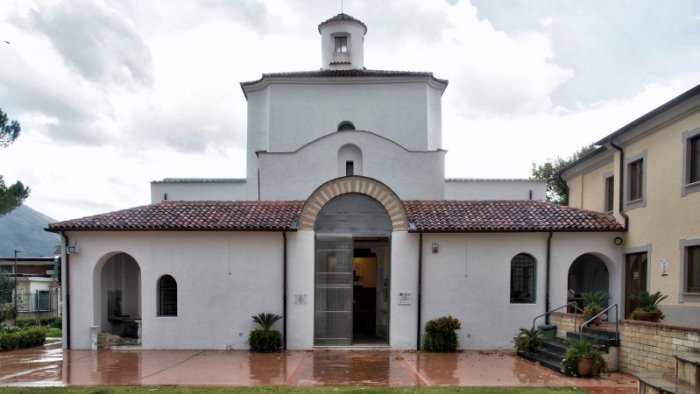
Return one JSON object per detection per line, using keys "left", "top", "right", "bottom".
{"left": 416, "top": 233, "right": 423, "bottom": 350}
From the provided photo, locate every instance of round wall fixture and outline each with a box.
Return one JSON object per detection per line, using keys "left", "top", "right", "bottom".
{"left": 614, "top": 237, "right": 623, "bottom": 246}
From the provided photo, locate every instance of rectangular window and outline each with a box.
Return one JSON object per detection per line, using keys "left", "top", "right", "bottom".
{"left": 690, "top": 135, "right": 700, "bottom": 184}
{"left": 345, "top": 161, "right": 354, "bottom": 176}
{"left": 604, "top": 175, "right": 614, "bottom": 212}
{"left": 628, "top": 159, "right": 643, "bottom": 201}
{"left": 688, "top": 245, "right": 700, "bottom": 293}
{"left": 335, "top": 36, "right": 348, "bottom": 53}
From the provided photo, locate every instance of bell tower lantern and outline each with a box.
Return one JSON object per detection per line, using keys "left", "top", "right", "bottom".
{"left": 318, "top": 13, "right": 367, "bottom": 70}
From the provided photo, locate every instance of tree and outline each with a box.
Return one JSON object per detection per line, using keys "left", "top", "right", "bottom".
{"left": 531, "top": 144, "right": 596, "bottom": 205}
{"left": 0, "top": 108, "right": 30, "bottom": 215}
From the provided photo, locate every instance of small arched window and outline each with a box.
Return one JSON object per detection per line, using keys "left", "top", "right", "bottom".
{"left": 157, "top": 275, "right": 177, "bottom": 316}
{"left": 337, "top": 121, "right": 355, "bottom": 131}
{"left": 510, "top": 253, "right": 536, "bottom": 304}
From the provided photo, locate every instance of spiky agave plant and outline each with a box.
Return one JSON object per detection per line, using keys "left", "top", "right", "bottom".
{"left": 252, "top": 313, "right": 282, "bottom": 331}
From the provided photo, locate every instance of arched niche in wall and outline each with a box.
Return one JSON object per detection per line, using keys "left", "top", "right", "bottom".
{"left": 338, "top": 143, "right": 362, "bottom": 177}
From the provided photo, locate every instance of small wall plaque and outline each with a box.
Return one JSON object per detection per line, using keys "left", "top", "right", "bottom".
{"left": 294, "top": 294, "right": 307, "bottom": 305}
{"left": 660, "top": 259, "right": 669, "bottom": 276}
{"left": 398, "top": 292, "right": 411, "bottom": 305}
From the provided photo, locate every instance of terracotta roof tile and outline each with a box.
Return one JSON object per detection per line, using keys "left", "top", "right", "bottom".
{"left": 318, "top": 13, "right": 367, "bottom": 33}
{"left": 402, "top": 200, "right": 623, "bottom": 232}
{"left": 48, "top": 201, "right": 304, "bottom": 232}
{"left": 48, "top": 200, "right": 623, "bottom": 233}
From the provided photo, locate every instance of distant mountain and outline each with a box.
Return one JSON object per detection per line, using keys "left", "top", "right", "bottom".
{"left": 0, "top": 205, "right": 59, "bottom": 257}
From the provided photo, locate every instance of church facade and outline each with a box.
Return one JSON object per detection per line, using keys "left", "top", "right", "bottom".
{"left": 50, "top": 14, "right": 624, "bottom": 350}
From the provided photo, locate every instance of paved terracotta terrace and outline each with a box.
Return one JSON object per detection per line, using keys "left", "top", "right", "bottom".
{"left": 0, "top": 342, "right": 638, "bottom": 392}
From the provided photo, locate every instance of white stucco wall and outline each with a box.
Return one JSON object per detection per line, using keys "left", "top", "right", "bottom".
{"left": 444, "top": 180, "right": 547, "bottom": 201}
{"left": 420, "top": 232, "right": 623, "bottom": 350}
{"left": 65, "top": 231, "right": 284, "bottom": 350}
{"left": 389, "top": 231, "right": 420, "bottom": 349}
{"left": 319, "top": 20, "right": 365, "bottom": 70}
{"left": 150, "top": 181, "right": 251, "bottom": 203}
{"left": 285, "top": 230, "right": 315, "bottom": 350}
{"left": 258, "top": 131, "right": 445, "bottom": 200}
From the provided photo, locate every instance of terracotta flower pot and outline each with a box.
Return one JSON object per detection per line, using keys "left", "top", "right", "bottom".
{"left": 577, "top": 356, "right": 593, "bottom": 377}
{"left": 633, "top": 311, "right": 662, "bottom": 322}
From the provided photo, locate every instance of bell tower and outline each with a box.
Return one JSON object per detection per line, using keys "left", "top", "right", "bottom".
{"left": 318, "top": 13, "right": 367, "bottom": 70}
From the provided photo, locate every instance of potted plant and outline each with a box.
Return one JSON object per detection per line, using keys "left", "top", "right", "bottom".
{"left": 513, "top": 327, "right": 543, "bottom": 354}
{"left": 582, "top": 291, "right": 607, "bottom": 326}
{"left": 422, "top": 315, "right": 461, "bottom": 352}
{"left": 561, "top": 339, "right": 606, "bottom": 377}
{"left": 249, "top": 313, "right": 283, "bottom": 352}
{"left": 629, "top": 291, "right": 667, "bottom": 322}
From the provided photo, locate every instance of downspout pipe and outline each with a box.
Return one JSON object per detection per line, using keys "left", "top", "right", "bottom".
{"left": 60, "top": 231, "right": 70, "bottom": 349}
{"left": 282, "top": 231, "right": 288, "bottom": 350}
{"left": 416, "top": 233, "right": 423, "bottom": 350}
{"left": 545, "top": 231, "right": 553, "bottom": 324}
{"left": 609, "top": 137, "right": 629, "bottom": 230}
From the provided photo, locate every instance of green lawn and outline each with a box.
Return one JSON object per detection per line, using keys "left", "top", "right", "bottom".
{"left": 0, "top": 388, "right": 591, "bottom": 394}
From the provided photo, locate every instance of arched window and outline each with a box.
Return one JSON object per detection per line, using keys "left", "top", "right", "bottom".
{"left": 157, "top": 275, "right": 177, "bottom": 316}
{"left": 510, "top": 253, "right": 536, "bottom": 304}
{"left": 337, "top": 121, "right": 355, "bottom": 131}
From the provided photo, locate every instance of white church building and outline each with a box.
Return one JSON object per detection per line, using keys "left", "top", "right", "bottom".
{"left": 49, "top": 14, "right": 624, "bottom": 350}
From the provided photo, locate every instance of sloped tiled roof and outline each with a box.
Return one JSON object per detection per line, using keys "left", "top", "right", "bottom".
{"left": 240, "top": 69, "right": 449, "bottom": 87}
{"left": 402, "top": 200, "right": 623, "bottom": 232}
{"left": 318, "top": 13, "right": 367, "bottom": 33}
{"left": 48, "top": 201, "right": 304, "bottom": 232}
{"left": 48, "top": 200, "right": 622, "bottom": 233}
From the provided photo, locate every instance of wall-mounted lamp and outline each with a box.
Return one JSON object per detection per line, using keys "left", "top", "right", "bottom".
{"left": 431, "top": 243, "right": 439, "bottom": 254}
{"left": 613, "top": 237, "right": 623, "bottom": 246}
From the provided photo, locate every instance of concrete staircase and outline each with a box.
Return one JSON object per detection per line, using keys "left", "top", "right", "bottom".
{"left": 636, "top": 351, "right": 700, "bottom": 394}
{"left": 518, "top": 325, "right": 619, "bottom": 373}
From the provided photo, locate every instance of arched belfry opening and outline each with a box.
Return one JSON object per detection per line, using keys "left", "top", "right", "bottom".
{"left": 313, "top": 193, "right": 392, "bottom": 346}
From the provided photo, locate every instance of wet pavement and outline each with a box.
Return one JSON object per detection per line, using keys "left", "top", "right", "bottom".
{"left": 0, "top": 342, "right": 638, "bottom": 392}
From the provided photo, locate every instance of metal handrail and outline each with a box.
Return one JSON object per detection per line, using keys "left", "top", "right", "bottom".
{"left": 532, "top": 301, "right": 584, "bottom": 332}
{"left": 579, "top": 303, "right": 619, "bottom": 344}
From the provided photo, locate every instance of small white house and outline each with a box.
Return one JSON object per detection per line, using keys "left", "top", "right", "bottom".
{"left": 50, "top": 14, "right": 624, "bottom": 350}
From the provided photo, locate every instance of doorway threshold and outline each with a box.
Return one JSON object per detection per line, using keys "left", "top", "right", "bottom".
{"left": 314, "top": 344, "right": 391, "bottom": 351}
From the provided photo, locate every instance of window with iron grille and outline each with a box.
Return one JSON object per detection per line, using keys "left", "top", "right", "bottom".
{"left": 158, "top": 275, "right": 177, "bottom": 316}
{"left": 510, "top": 253, "right": 536, "bottom": 303}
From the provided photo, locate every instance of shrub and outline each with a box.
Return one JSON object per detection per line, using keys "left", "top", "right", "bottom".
{"left": 0, "top": 326, "right": 46, "bottom": 352}
{"left": 249, "top": 312, "right": 282, "bottom": 352}
{"left": 0, "top": 305, "right": 16, "bottom": 326}
{"left": 630, "top": 291, "right": 667, "bottom": 319}
{"left": 513, "top": 327, "right": 542, "bottom": 353}
{"left": 16, "top": 317, "right": 62, "bottom": 329}
{"left": 561, "top": 339, "right": 606, "bottom": 377}
{"left": 423, "top": 315, "right": 461, "bottom": 352}
{"left": 249, "top": 329, "right": 282, "bottom": 352}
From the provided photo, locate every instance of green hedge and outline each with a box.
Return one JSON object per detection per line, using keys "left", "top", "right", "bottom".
{"left": 0, "top": 327, "right": 47, "bottom": 351}
{"left": 16, "top": 317, "right": 62, "bottom": 329}
{"left": 249, "top": 329, "right": 282, "bottom": 352}
{"left": 423, "top": 316, "right": 461, "bottom": 352}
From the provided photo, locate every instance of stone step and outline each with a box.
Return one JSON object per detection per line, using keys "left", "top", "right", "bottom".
{"left": 565, "top": 331, "right": 616, "bottom": 349}
{"left": 675, "top": 352, "right": 700, "bottom": 387}
{"left": 581, "top": 325, "right": 620, "bottom": 341}
{"left": 539, "top": 338, "right": 569, "bottom": 357}
{"left": 518, "top": 349, "right": 561, "bottom": 373}
{"left": 636, "top": 370, "right": 698, "bottom": 394}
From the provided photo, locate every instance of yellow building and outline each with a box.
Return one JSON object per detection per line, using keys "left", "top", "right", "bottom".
{"left": 561, "top": 84, "right": 700, "bottom": 325}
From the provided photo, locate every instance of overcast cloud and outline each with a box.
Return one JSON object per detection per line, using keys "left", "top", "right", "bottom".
{"left": 0, "top": 0, "right": 699, "bottom": 220}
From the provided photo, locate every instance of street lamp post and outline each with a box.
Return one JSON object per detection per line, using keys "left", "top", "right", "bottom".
{"left": 13, "top": 250, "right": 19, "bottom": 313}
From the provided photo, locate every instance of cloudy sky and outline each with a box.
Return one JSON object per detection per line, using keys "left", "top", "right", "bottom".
{"left": 1, "top": 0, "right": 699, "bottom": 221}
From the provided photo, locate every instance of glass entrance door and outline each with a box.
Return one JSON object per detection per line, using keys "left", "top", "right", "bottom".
{"left": 314, "top": 237, "right": 354, "bottom": 345}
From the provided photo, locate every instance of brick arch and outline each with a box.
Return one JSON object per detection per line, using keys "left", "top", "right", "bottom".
{"left": 298, "top": 176, "right": 408, "bottom": 231}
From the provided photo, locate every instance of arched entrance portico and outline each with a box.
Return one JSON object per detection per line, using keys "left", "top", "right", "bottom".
{"left": 94, "top": 252, "right": 141, "bottom": 342}
{"left": 305, "top": 176, "right": 406, "bottom": 346}
{"left": 567, "top": 253, "right": 610, "bottom": 310}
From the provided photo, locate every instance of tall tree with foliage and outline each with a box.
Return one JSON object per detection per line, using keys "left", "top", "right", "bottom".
{"left": 0, "top": 108, "right": 30, "bottom": 215}
{"left": 531, "top": 144, "right": 596, "bottom": 205}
